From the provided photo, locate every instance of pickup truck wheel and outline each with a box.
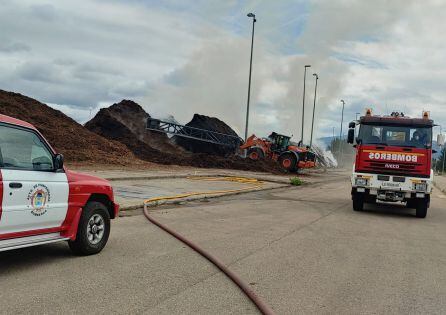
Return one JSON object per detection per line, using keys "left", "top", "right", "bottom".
{"left": 69, "top": 201, "right": 111, "bottom": 255}
{"left": 415, "top": 199, "right": 428, "bottom": 218}
{"left": 353, "top": 193, "right": 364, "bottom": 211}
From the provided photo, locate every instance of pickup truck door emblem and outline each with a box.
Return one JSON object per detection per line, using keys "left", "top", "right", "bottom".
{"left": 27, "top": 184, "right": 51, "bottom": 216}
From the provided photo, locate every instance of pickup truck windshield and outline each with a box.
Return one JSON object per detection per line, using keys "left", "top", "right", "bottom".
{"left": 358, "top": 124, "right": 432, "bottom": 149}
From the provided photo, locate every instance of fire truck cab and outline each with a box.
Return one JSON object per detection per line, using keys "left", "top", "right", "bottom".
{"left": 347, "top": 110, "right": 440, "bottom": 218}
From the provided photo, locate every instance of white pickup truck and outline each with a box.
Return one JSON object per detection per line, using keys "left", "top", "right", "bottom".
{"left": 0, "top": 114, "right": 119, "bottom": 255}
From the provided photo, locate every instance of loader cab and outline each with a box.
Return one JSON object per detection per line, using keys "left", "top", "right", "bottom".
{"left": 269, "top": 132, "right": 290, "bottom": 152}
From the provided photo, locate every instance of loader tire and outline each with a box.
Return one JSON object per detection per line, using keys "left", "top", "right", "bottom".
{"left": 278, "top": 153, "right": 297, "bottom": 172}
{"left": 247, "top": 148, "right": 264, "bottom": 161}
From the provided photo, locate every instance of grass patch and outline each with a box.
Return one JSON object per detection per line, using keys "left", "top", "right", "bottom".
{"left": 290, "top": 177, "right": 303, "bottom": 186}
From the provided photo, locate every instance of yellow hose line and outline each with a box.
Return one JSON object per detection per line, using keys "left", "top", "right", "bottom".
{"left": 143, "top": 176, "right": 263, "bottom": 205}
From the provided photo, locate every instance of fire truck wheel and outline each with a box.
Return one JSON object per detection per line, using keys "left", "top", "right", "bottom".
{"left": 415, "top": 199, "right": 428, "bottom": 218}
{"left": 69, "top": 201, "right": 111, "bottom": 256}
{"left": 352, "top": 193, "right": 364, "bottom": 211}
{"left": 278, "top": 153, "right": 297, "bottom": 172}
{"left": 247, "top": 148, "right": 264, "bottom": 160}
{"left": 406, "top": 199, "right": 416, "bottom": 209}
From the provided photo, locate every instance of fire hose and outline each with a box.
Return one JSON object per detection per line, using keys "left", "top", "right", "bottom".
{"left": 143, "top": 177, "right": 275, "bottom": 315}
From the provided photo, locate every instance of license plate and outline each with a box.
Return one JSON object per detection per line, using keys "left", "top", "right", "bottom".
{"left": 382, "top": 182, "right": 400, "bottom": 188}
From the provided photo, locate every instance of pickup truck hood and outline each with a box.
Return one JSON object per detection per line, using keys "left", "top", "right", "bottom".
{"left": 65, "top": 170, "right": 111, "bottom": 186}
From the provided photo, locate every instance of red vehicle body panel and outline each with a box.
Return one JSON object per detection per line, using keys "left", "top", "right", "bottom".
{"left": 0, "top": 171, "right": 3, "bottom": 221}
{"left": 0, "top": 114, "right": 119, "bottom": 241}
{"left": 355, "top": 144, "right": 431, "bottom": 178}
{"left": 0, "top": 114, "right": 34, "bottom": 129}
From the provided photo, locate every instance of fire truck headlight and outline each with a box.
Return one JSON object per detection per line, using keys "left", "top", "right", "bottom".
{"left": 413, "top": 182, "right": 427, "bottom": 191}
{"left": 355, "top": 177, "right": 368, "bottom": 186}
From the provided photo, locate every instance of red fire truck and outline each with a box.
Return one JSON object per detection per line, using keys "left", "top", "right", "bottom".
{"left": 347, "top": 110, "right": 443, "bottom": 218}
{"left": 0, "top": 114, "right": 119, "bottom": 254}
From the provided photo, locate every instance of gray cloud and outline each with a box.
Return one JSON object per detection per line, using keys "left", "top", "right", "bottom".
{"left": 0, "top": 0, "right": 445, "bottom": 141}
{"left": 0, "top": 41, "right": 31, "bottom": 53}
{"left": 30, "top": 4, "right": 57, "bottom": 21}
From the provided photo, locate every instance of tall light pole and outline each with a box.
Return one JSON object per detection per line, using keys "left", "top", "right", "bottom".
{"left": 309, "top": 73, "right": 318, "bottom": 148}
{"left": 339, "top": 99, "right": 345, "bottom": 165}
{"left": 301, "top": 64, "right": 311, "bottom": 145}
{"left": 340, "top": 99, "right": 345, "bottom": 140}
{"left": 439, "top": 139, "right": 445, "bottom": 175}
{"left": 441, "top": 126, "right": 445, "bottom": 175}
{"left": 244, "top": 12, "right": 256, "bottom": 142}
{"left": 438, "top": 125, "right": 442, "bottom": 174}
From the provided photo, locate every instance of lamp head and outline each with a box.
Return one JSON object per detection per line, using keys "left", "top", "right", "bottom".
{"left": 247, "top": 13, "right": 255, "bottom": 18}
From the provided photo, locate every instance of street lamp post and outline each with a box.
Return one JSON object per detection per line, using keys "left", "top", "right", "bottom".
{"left": 339, "top": 99, "right": 345, "bottom": 165}
{"left": 440, "top": 126, "right": 445, "bottom": 175}
{"left": 442, "top": 145, "right": 446, "bottom": 175}
{"left": 309, "top": 73, "right": 318, "bottom": 148}
{"left": 244, "top": 13, "right": 256, "bottom": 142}
{"left": 340, "top": 100, "right": 345, "bottom": 140}
{"left": 301, "top": 65, "right": 311, "bottom": 145}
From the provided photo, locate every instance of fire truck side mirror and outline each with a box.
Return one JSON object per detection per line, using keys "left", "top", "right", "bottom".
{"left": 347, "top": 129, "right": 355, "bottom": 144}
{"left": 437, "top": 134, "right": 445, "bottom": 147}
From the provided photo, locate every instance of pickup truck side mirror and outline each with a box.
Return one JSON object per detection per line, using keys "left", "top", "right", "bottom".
{"left": 54, "top": 153, "right": 64, "bottom": 170}
{"left": 347, "top": 129, "right": 355, "bottom": 144}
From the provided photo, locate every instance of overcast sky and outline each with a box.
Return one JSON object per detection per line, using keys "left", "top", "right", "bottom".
{"left": 1, "top": 0, "right": 445, "bottom": 142}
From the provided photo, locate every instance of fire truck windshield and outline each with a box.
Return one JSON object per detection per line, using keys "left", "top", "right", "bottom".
{"left": 358, "top": 124, "right": 432, "bottom": 148}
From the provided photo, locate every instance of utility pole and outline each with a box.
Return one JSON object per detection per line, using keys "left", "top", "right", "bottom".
{"left": 244, "top": 13, "right": 256, "bottom": 142}
{"left": 301, "top": 65, "right": 311, "bottom": 145}
{"left": 309, "top": 73, "right": 318, "bottom": 148}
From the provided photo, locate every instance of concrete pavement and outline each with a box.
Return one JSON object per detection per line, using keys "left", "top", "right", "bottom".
{"left": 76, "top": 167, "right": 346, "bottom": 210}
{"left": 1, "top": 172, "right": 445, "bottom": 314}
{"left": 113, "top": 177, "right": 286, "bottom": 210}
